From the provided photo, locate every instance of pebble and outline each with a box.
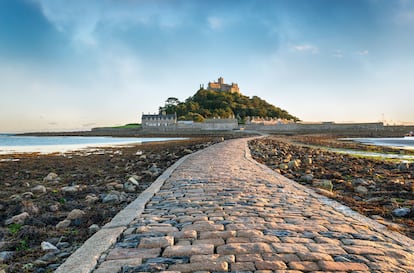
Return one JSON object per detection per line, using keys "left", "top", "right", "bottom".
{"left": 67, "top": 209, "right": 85, "bottom": 220}
{"left": 392, "top": 207, "right": 411, "bottom": 217}
{"left": 0, "top": 251, "right": 14, "bottom": 262}
{"left": 5, "top": 212, "right": 30, "bottom": 225}
{"left": 43, "top": 172, "right": 60, "bottom": 182}
{"left": 312, "top": 179, "right": 333, "bottom": 191}
{"left": 61, "top": 185, "right": 80, "bottom": 193}
{"left": 32, "top": 185, "right": 47, "bottom": 194}
{"left": 85, "top": 194, "right": 99, "bottom": 203}
{"left": 56, "top": 219, "right": 71, "bottom": 229}
{"left": 41, "top": 241, "right": 58, "bottom": 251}
{"left": 89, "top": 224, "right": 100, "bottom": 234}
{"left": 355, "top": 185, "right": 369, "bottom": 195}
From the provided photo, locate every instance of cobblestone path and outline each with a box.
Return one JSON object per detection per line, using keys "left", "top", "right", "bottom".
{"left": 93, "top": 138, "right": 414, "bottom": 273}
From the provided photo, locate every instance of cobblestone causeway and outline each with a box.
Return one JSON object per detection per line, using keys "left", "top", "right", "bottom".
{"left": 92, "top": 138, "right": 414, "bottom": 273}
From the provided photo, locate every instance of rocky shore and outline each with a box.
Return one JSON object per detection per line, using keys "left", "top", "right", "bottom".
{"left": 249, "top": 135, "right": 414, "bottom": 240}
{"left": 0, "top": 137, "right": 222, "bottom": 273}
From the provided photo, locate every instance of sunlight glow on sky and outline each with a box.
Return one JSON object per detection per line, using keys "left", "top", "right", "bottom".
{"left": 1, "top": 0, "right": 413, "bottom": 132}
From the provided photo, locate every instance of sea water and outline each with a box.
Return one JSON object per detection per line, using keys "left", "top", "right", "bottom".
{"left": 336, "top": 137, "right": 414, "bottom": 162}
{"left": 0, "top": 134, "right": 186, "bottom": 154}
{"left": 345, "top": 137, "right": 414, "bottom": 150}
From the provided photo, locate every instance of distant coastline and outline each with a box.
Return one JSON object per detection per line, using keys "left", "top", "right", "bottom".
{"left": 15, "top": 122, "right": 414, "bottom": 138}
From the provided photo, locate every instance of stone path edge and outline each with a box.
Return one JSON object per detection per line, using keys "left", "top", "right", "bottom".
{"left": 54, "top": 145, "right": 209, "bottom": 273}
{"left": 243, "top": 140, "right": 414, "bottom": 248}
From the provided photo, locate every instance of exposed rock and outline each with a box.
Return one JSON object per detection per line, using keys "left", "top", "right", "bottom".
{"left": 21, "top": 192, "right": 34, "bottom": 199}
{"left": 43, "top": 172, "right": 60, "bottom": 182}
{"left": 392, "top": 207, "right": 411, "bottom": 217}
{"left": 102, "top": 191, "right": 127, "bottom": 204}
{"left": 148, "top": 163, "right": 162, "bottom": 175}
{"left": 312, "top": 179, "right": 333, "bottom": 191}
{"left": 85, "top": 194, "right": 99, "bottom": 204}
{"left": 288, "top": 159, "right": 301, "bottom": 170}
{"left": 278, "top": 163, "right": 288, "bottom": 170}
{"left": 398, "top": 162, "right": 410, "bottom": 171}
{"left": 183, "top": 149, "right": 193, "bottom": 154}
{"left": 128, "top": 176, "right": 140, "bottom": 186}
{"left": 22, "top": 200, "right": 39, "bottom": 215}
{"left": 300, "top": 174, "right": 314, "bottom": 183}
{"left": 31, "top": 185, "right": 47, "bottom": 194}
{"left": 61, "top": 185, "right": 80, "bottom": 194}
{"left": 5, "top": 212, "right": 30, "bottom": 225}
{"left": 56, "top": 219, "right": 71, "bottom": 229}
{"left": 49, "top": 204, "right": 60, "bottom": 212}
{"left": 9, "top": 194, "right": 22, "bottom": 202}
{"left": 34, "top": 252, "right": 58, "bottom": 265}
{"left": 352, "top": 178, "right": 370, "bottom": 186}
{"left": 0, "top": 251, "right": 14, "bottom": 263}
{"left": 123, "top": 181, "right": 138, "bottom": 192}
{"left": 67, "top": 209, "right": 85, "bottom": 220}
{"left": 88, "top": 224, "right": 100, "bottom": 234}
{"left": 41, "top": 241, "right": 58, "bottom": 251}
{"left": 355, "top": 185, "right": 369, "bottom": 195}
{"left": 303, "top": 157, "right": 313, "bottom": 165}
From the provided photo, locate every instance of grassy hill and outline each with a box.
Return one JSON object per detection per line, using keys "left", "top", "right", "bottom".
{"left": 159, "top": 88, "right": 299, "bottom": 123}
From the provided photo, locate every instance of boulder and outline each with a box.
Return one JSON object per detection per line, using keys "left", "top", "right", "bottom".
{"left": 392, "top": 207, "right": 411, "bottom": 217}
{"left": 5, "top": 212, "right": 30, "bottom": 225}
{"left": 0, "top": 251, "right": 14, "bottom": 263}
{"left": 312, "top": 179, "right": 333, "bottom": 191}
{"left": 88, "top": 224, "right": 100, "bottom": 234}
{"left": 21, "top": 192, "right": 34, "bottom": 199}
{"left": 102, "top": 191, "right": 127, "bottom": 203}
{"left": 61, "top": 185, "right": 80, "bottom": 194}
{"left": 278, "top": 163, "right": 289, "bottom": 170}
{"left": 288, "top": 159, "right": 301, "bottom": 170}
{"left": 128, "top": 176, "right": 140, "bottom": 186}
{"left": 43, "top": 172, "right": 60, "bottom": 182}
{"left": 355, "top": 185, "right": 368, "bottom": 195}
{"left": 67, "top": 209, "right": 85, "bottom": 220}
{"left": 85, "top": 194, "right": 99, "bottom": 203}
{"left": 300, "top": 174, "right": 314, "bottom": 183}
{"left": 398, "top": 162, "right": 410, "bottom": 171}
{"left": 56, "top": 219, "right": 71, "bottom": 229}
{"left": 41, "top": 241, "right": 58, "bottom": 251}
{"left": 32, "top": 185, "right": 47, "bottom": 194}
{"left": 124, "top": 181, "right": 138, "bottom": 192}
{"left": 303, "top": 157, "right": 313, "bottom": 165}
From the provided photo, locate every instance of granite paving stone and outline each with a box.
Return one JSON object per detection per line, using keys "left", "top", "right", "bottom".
{"left": 88, "top": 138, "right": 414, "bottom": 273}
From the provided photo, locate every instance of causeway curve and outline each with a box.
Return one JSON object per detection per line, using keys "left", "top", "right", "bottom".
{"left": 56, "top": 137, "right": 414, "bottom": 273}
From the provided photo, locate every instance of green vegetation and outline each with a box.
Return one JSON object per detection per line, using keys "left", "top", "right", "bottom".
{"left": 8, "top": 223, "right": 23, "bottom": 235}
{"left": 159, "top": 89, "right": 300, "bottom": 122}
{"left": 112, "top": 123, "right": 141, "bottom": 129}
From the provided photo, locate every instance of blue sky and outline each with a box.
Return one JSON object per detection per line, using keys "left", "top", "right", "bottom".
{"left": 0, "top": 0, "right": 413, "bottom": 132}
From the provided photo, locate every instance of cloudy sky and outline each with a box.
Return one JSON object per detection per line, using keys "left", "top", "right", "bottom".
{"left": 1, "top": 0, "right": 413, "bottom": 132}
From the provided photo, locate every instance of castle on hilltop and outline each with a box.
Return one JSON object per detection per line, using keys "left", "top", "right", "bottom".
{"left": 207, "top": 77, "right": 240, "bottom": 94}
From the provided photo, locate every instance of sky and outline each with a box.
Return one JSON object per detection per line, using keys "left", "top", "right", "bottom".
{"left": 0, "top": 0, "right": 413, "bottom": 132}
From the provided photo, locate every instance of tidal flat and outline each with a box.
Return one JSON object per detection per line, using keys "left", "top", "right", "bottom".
{"left": 0, "top": 137, "right": 220, "bottom": 273}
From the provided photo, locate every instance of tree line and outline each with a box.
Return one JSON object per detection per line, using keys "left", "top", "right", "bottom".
{"left": 159, "top": 88, "right": 300, "bottom": 123}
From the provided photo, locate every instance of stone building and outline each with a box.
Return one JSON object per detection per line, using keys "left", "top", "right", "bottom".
{"left": 141, "top": 112, "right": 177, "bottom": 128}
{"left": 207, "top": 77, "right": 240, "bottom": 94}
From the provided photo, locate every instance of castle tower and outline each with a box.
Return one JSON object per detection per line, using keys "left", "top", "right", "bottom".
{"left": 218, "top": 77, "right": 224, "bottom": 85}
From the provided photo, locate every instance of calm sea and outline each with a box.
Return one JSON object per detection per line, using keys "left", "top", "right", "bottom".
{"left": 0, "top": 134, "right": 185, "bottom": 154}
{"left": 347, "top": 137, "right": 414, "bottom": 150}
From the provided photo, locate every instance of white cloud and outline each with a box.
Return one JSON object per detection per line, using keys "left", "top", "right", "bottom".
{"left": 333, "top": 50, "right": 344, "bottom": 58}
{"left": 207, "top": 16, "right": 223, "bottom": 30}
{"left": 358, "top": 50, "right": 369, "bottom": 56}
{"left": 293, "top": 44, "right": 319, "bottom": 54}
